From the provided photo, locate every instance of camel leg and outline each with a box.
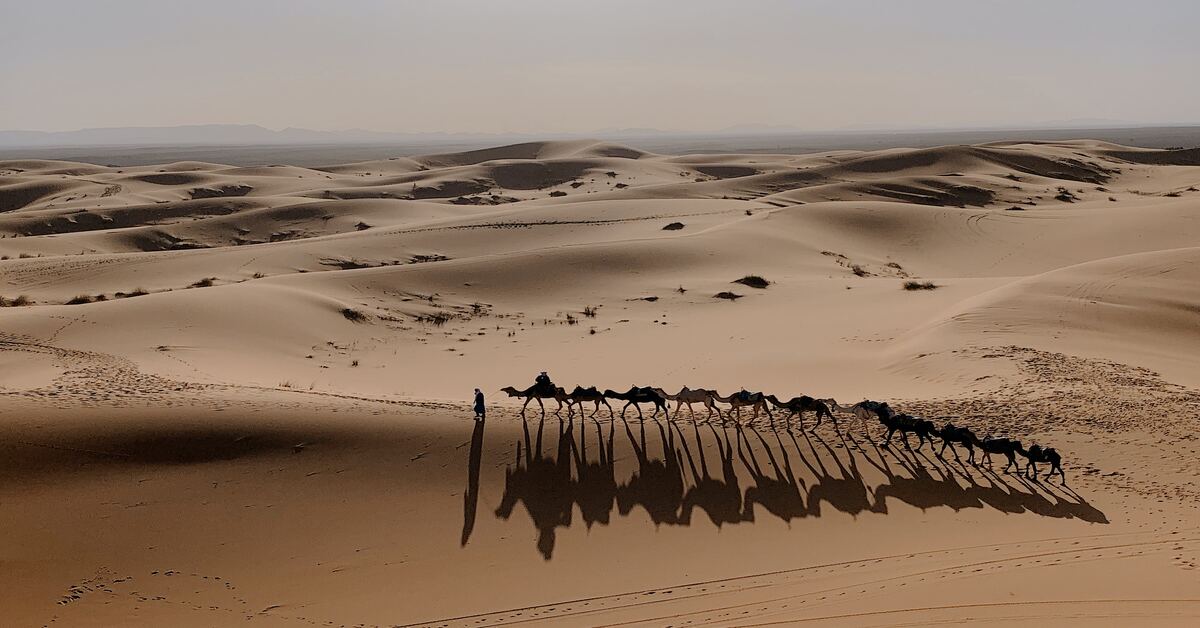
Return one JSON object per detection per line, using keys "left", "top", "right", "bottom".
{"left": 521, "top": 396, "right": 533, "bottom": 415}
{"left": 938, "top": 440, "right": 949, "bottom": 458}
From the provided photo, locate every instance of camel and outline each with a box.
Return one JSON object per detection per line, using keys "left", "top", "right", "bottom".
{"left": 603, "top": 386, "right": 668, "bottom": 419}
{"left": 707, "top": 390, "right": 773, "bottom": 421}
{"left": 764, "top": 395, "right": 835, "bottom": 429}
{"left": 823, "top": 398, "right": 879, "bottom": 431}
{"left": 1018, "top": 443, "right": 1066, "bottom": 483}
{"left": 934, "top": 422, "right": 977, "bottom": 463}
{"left": 567, "top": 386, "right": 613, "bottom": 418}
{"left": 876, "top": 410, "right": 936, "bottom": 450}
{"left": 653, "top": 387, "right": 719, "bottom": 420}
{"left": 973, "top": 436, "right": 1022, "bottom": 473}
{"left": 500, "top": 385, "right": 569, "bottom": 415}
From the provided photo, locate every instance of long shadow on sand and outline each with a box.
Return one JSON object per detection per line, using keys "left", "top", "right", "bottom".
{"left": 489, "top": 416, "right": 1106, "bottom": 559}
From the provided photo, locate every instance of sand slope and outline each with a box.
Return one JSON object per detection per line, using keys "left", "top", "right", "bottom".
{"left": 3, "top": 139, "right": 1200, "bottom": 625}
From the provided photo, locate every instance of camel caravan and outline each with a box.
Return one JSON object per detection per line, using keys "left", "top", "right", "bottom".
{"left": 500, "top": 374, "right": 1067, "bottom": 483}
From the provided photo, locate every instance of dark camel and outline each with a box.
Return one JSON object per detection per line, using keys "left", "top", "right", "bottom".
{"left": 764, "top": 394, "right": 835, "bottom": 429}
{"left": 708, "top": 389, "right": 773, "bottom": 421}
{"left": 935, "top": 422, "right": 977, "bottom": 463}
{"left": 567, "top": 386, "right": 613, "bottom": 417}
{"left": 1018, "top": 443, "right": 1066, "bottom": 483}
{"left": 868, "top": 405, "right": 940, "bottom": 449}
{"left": 500, "top": 385, "right": 569, "bottom": 415}
{"left": 973, "top": 436, "right": 1022, "bottom": 472}
{"left": 603, "top": 386, "right": 668, "bottom": 419}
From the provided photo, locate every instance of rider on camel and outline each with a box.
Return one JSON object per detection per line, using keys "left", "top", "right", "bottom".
{"left": 534, "top": 371, "right": 555, "bottom": 396}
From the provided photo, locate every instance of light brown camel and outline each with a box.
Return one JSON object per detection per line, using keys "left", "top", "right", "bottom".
{"left": 652, "top": 387, "right": 720, "bottom": 420}
{"left": 823, "top": 398, "right": 877, "bottom": 431}
{"left": 501, "top": 385, "right": 569, "bottom": 415}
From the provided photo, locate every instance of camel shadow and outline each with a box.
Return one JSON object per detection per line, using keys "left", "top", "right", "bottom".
{"left": 489, "top": 416, "right": 1107, "bottom": 558}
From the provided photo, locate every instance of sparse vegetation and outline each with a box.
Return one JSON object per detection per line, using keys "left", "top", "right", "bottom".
{"left": 565, "top": 313, "right": 578, "bottom": 325}
{"left": 1055, "top": 187, "right": 1078, "bottom": 202}
{"left": 582, "top": 306, "right": 598, "bottom": 318}
{"left": 65, "top": 295, "right": 95, "bottom": 305}
{"left": 733, "top": 275, "right": 770, "bottom": 289}
{"left": 1005, "top": 205, "right": 1025, "bottom": 211}
{"left": 0, "top": 295, "right": 32, "bottom": 307}
{"left": 115, "top": 288, "right": 149, "bottom": 299}
{"left": 903, "top": 280, "right": 939, "bottom": 291}
{"left": 676, "top": 285, "right": 687, "bottom": 294}
{"left": 713, "top": 291, "right": 743, "bottom": 301}
{"left": 351, "top": 359, "right": 359, "bottom": 367}
{"left": 417, "top": 311, "right": 452, "bottom": 326}
{"left": 341, "top": 307, "right": 368, "bottom": 322}
{"left": 549, "top": 190, "right": 567, "bottom": 197}
{"left": 189, "top": 277, "right": 216, "bottom": 288}
{"left": 851, "top": 264, "right": 869, "bottom": 277}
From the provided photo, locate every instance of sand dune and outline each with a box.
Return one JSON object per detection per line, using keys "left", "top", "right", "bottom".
{"left": 3, "top": 139, "right": 1200, "bottom": 625}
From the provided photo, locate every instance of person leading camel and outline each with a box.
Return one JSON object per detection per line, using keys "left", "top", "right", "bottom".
{"left": 473, "top": 388, "right": 486, "bottom": 421}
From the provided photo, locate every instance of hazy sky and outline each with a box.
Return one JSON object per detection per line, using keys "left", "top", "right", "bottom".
{"left": 3, "top": 0, "right": 1198, "bottom": 133}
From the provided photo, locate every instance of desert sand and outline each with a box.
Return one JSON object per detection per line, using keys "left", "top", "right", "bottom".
{"left": 3, "top": 139, "right": 1200, "bottom": 626}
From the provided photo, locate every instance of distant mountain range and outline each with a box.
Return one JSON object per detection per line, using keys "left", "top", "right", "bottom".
{"left": 2, "top": 121, "right": 1197, "bottom": 148}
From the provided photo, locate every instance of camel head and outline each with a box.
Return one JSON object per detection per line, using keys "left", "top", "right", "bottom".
{"left": 500, "top": 386, "right": 519, "bottom": 397}
{"left": 602, "top": 389, "right": 621, "bottom": 398}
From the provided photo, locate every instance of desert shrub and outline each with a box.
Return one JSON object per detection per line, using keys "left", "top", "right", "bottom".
{"left": 713, "top": 291, "right": 743, "bottom": 301}
{"left": 417, "top": 311, "right": 452, "bottom": 326}
{"left": 0, "top": 295, "right": 33, "bottom": 307}
{"left": 66, "top": 295, "right": 94, "bottom": 305}
{"left": 189, "top": 277, "right": 216, "bottom": 288}
{"left": 851, "top": 264, "right": 869, "bottom": 277}
{"left": 341, "top": 308, "right": 368, "bottom": 322}
{"left": 733, "top": 275, "right": 770, "bottom": 289}
{"left": 582, "top": 306, "right": 598, "bottom": 318}
{"left": 902, "top": 281, "right": 939, "bottom": 291}
{"left": 662, "top": 222, "right": 685, "bottom": 231}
